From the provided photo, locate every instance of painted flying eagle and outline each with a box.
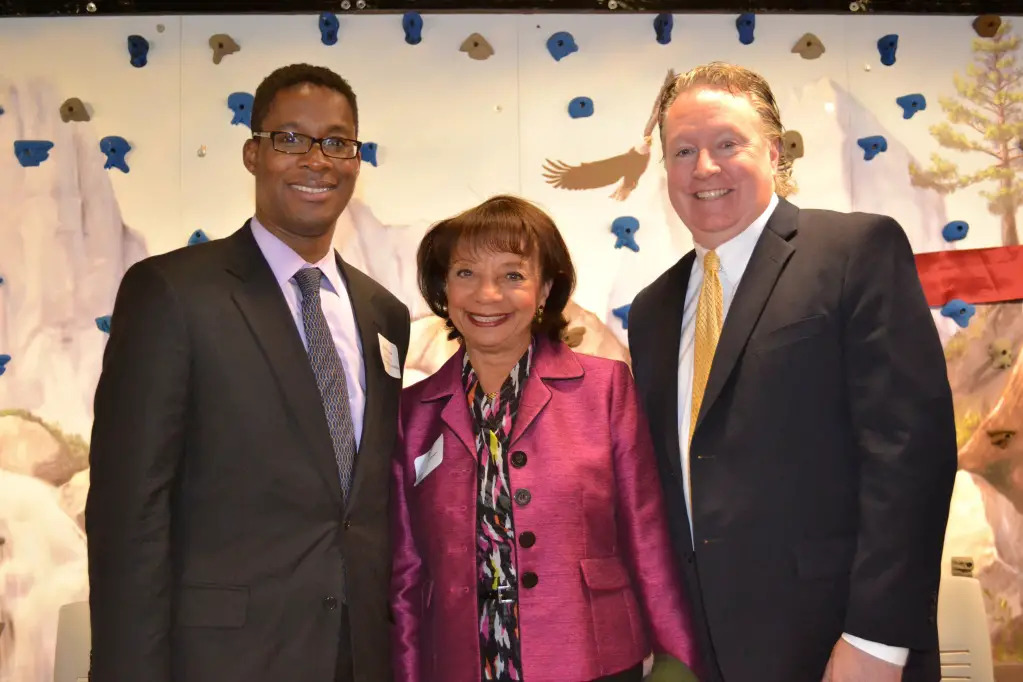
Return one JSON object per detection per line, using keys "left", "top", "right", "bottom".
{"left": 542, "top": 69, "right": 676, "bottom": 201}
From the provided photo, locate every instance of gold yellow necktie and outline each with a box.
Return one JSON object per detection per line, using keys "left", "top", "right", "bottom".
{"left": 690, "top": 250, "right": 723, "bottom": 445}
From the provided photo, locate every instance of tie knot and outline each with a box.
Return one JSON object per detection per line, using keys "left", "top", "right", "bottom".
{"left": 294, "top": 267, "right": 323, "bottom": 300}
{"left": 704, "top": 250, "right": 720, "bottom": 274}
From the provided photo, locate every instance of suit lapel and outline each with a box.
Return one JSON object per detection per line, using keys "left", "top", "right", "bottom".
{"left": 337, "top": 256, "right": 387, "bottom": 506}
{"left": 694, "top": 199, "right": 797, "bottom": 434}
{"left": 647, "top": 253, "right": 693, "bottom": 493}
{"left": 338, "top": 255, "right": 383, "bottom": 457}
{"left": 226, "top": 223, "right": 341, "bottom": 502}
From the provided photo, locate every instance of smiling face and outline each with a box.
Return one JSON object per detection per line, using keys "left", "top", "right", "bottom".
{"left": 243, "top": 82, "right": 359, "bottom": 259}
{"left": 662, "top": 86, "right": 779, "bottom": 249}
{"left": 444, "top": 245, "right": 552, "bottom": 358}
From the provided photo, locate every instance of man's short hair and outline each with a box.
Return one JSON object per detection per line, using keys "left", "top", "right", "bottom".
{"left": 251, "top": 63, "right": 359, "bottom": 135}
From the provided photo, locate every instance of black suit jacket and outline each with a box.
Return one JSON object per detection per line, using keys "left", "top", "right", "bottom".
{"left": 628, "top": 199, "right": 957, "bottom": 682}
{"left": 86, "top": 223, "right": 410, "bottom": 682}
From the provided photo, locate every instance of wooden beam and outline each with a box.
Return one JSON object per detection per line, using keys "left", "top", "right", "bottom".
{"left": 1, "top": 0, "right": 1018, "bottom": 16}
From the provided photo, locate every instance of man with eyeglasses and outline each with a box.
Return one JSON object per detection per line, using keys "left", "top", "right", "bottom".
{"left": 87, "top": 63, "right": 410, "bottom": 682}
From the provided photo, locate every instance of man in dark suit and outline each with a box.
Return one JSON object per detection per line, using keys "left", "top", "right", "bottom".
{"left": 628, "top": 62, "right": 957, "bottom": 682}
{"left": 86, "top": 64, "right": 410, "bottom": 682}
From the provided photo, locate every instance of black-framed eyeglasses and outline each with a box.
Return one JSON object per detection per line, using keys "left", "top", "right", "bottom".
{"left": 252, "top": 131, "right": 362, "bottom": 159}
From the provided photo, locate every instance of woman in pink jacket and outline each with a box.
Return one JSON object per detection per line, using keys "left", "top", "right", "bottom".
{"left": 391, "top": 195, "right": 699, "bottom": 681}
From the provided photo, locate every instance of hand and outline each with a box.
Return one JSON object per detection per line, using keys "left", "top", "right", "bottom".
{"left": 822, "top": 637, "right": 902, "bottom": 682}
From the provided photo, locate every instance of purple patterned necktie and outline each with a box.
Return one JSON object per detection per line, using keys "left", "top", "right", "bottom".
{"left": 294, "top": 267, "right": 356, "bottom": 499}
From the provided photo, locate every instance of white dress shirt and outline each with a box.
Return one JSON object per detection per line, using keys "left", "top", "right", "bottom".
{"left": 676, "top": 193, "right": 908, "bottom": 667}
{"left": 250, "top": 217, "right": 367, "bottom": 449}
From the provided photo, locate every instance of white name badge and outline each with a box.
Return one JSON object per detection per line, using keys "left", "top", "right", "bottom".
{"left": 378, "top": 332, "right": 402, "bottom": 379}
{"left": 414, "top": 434, "right": 444, "bottom": 486}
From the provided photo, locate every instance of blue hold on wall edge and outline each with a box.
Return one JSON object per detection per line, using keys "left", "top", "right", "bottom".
{"left": 228, "top": 92, "right": 255, "bottom": 128}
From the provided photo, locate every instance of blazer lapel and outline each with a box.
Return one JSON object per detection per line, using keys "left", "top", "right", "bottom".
{"left": 510, "top": 375, "right": 551, "bottom": 450}
{"left": 648, "top": 253, "right": 694, "bottom": 493}
{"left": 226, "top": 223, "right": 341, "bottom": 502}
{"left": 421, "top": 347, "right": 477, "bottom": 460}
{"left": 694, "top": 199, "right": 798, "bottom": 434}
{"left": 421, "top": 339, "right": 583, "bottom": 457}
{"left": 509, "top": 338, "right": 583, "bottom": 448}
{"left": 442, "top": 393, "right": 476, "bottom": 460}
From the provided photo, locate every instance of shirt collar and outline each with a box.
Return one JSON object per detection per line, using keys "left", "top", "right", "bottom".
{"left": 693, "top": 193, "right": 779, "bottom": 281}
{"left": 250, "top": 216, "right": 344, "bottom": 295}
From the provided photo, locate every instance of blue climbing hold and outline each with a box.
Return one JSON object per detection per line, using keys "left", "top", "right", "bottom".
{"left": 877, "top": 34, "right": 899, "bottom": 66}
{"left": 895, "top": 93, "right": 926, "bottom": 119}
{"left": 940, "top": 299, "right": 976, "bottom": 328}
{"left": 736, "top": 14, "right": 756, "bottom": 45}
{"left": 547, "top": 31, "right": 578, "bottom": 61}
{"left": 100, "top": 136, "right": 132, "bottom": 173}
{"left": 14, "top": 140, "right": 53, "bottom": 167}
{"left": 654, "top": 14, "right": 674, "bottom": 45}
{"left": 319, "top": 12, "right": 339, "bottom": 45}
{"left": 568, "top": 97, "right": 594, "bottom": 119}
{"left": 188, "top": 229, "right": 210, "bottom": 246}
{"left": 941, "top": 221, "right": 969, "bottom": 242}
{"left": 403, "top": 12, "right": 423, "bottom": 45}
{"left": 227, "top": 92, "right": 254, "bottom": 128}
{"left": 612, "top": 304, "right": 632, "bottom": 330}
{"left": 361, "top": 141, "right": 378, "bottom": 166}
{"left": 128, "top": 34, "right": 149, "bottom": 68}
{"left": 611, "top": 217, "right": 640, "bottom": 252}
{"left": 857, "top": 135, "right": 888, "bottom": 161}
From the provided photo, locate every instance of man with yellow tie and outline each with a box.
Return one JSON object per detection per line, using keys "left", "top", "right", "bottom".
{"left": 627, "top": 62, "right": 957, "bottom": 682}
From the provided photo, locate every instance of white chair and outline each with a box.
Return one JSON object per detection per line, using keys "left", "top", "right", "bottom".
{"left": 938, "top": 557, "right": 995, "bottom": 682}
{"left": 53, "top": 601, "right": 91, "bottom": 682}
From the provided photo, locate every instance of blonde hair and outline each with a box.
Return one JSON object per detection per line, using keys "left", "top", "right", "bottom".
{"left": 657, "top": 62, "right": 797, "bottom": 197}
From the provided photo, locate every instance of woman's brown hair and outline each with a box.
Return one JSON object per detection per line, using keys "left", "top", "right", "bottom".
{"left": 416, "top": 194, "right": 577, "bottom": 341}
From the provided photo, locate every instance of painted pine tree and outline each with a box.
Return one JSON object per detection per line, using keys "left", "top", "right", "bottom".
{"left": 909, "top": 21, "right": 1023, "bottom": 247}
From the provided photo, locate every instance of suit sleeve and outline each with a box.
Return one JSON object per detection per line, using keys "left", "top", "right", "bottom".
{"left": 839, "top": 216, "right": 957, "bottom": 650}
{"left": 390, "top": 411, "right": 423, "bottom": 682}
{"left": 85, "top": 259, "right": 189, "bottom": 682}
{"left": 609, "top": 361, "right": 701, "bottom": 670}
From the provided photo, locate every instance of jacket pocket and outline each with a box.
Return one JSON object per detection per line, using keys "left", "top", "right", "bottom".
{"left": 751, "top": 314, "right": 827, "bottom": 354}
{"left": 795, "top": 536, "right": 857, "bottom": 580}
{"left": 580, "top": 556, "right": 631, "bottom": 590}
{"left": 580, "top": 557, "right": 644, "bottom": 672}
{"left": 175, "top": 582, "right": 249, "bottom": 628}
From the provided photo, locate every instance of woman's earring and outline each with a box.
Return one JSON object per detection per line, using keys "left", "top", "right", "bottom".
{"left": 535, "top": 305, "right": 545, "bottom": 324}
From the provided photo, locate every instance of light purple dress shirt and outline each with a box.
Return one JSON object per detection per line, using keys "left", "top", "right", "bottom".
{"left": 249, "top": 217, "right": 366, "bottom": 449}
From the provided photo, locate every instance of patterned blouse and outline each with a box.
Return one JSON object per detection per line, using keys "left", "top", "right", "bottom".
{"left": 461, "top": 341, "right": 533, "bottom": 682}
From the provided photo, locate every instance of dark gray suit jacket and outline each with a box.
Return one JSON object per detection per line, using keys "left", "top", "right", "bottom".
{"left": 86, "top": 223, "right": 410, "bottom": 682}
{"left": 628, "top": 198, "right": 957, "bottom": 682}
